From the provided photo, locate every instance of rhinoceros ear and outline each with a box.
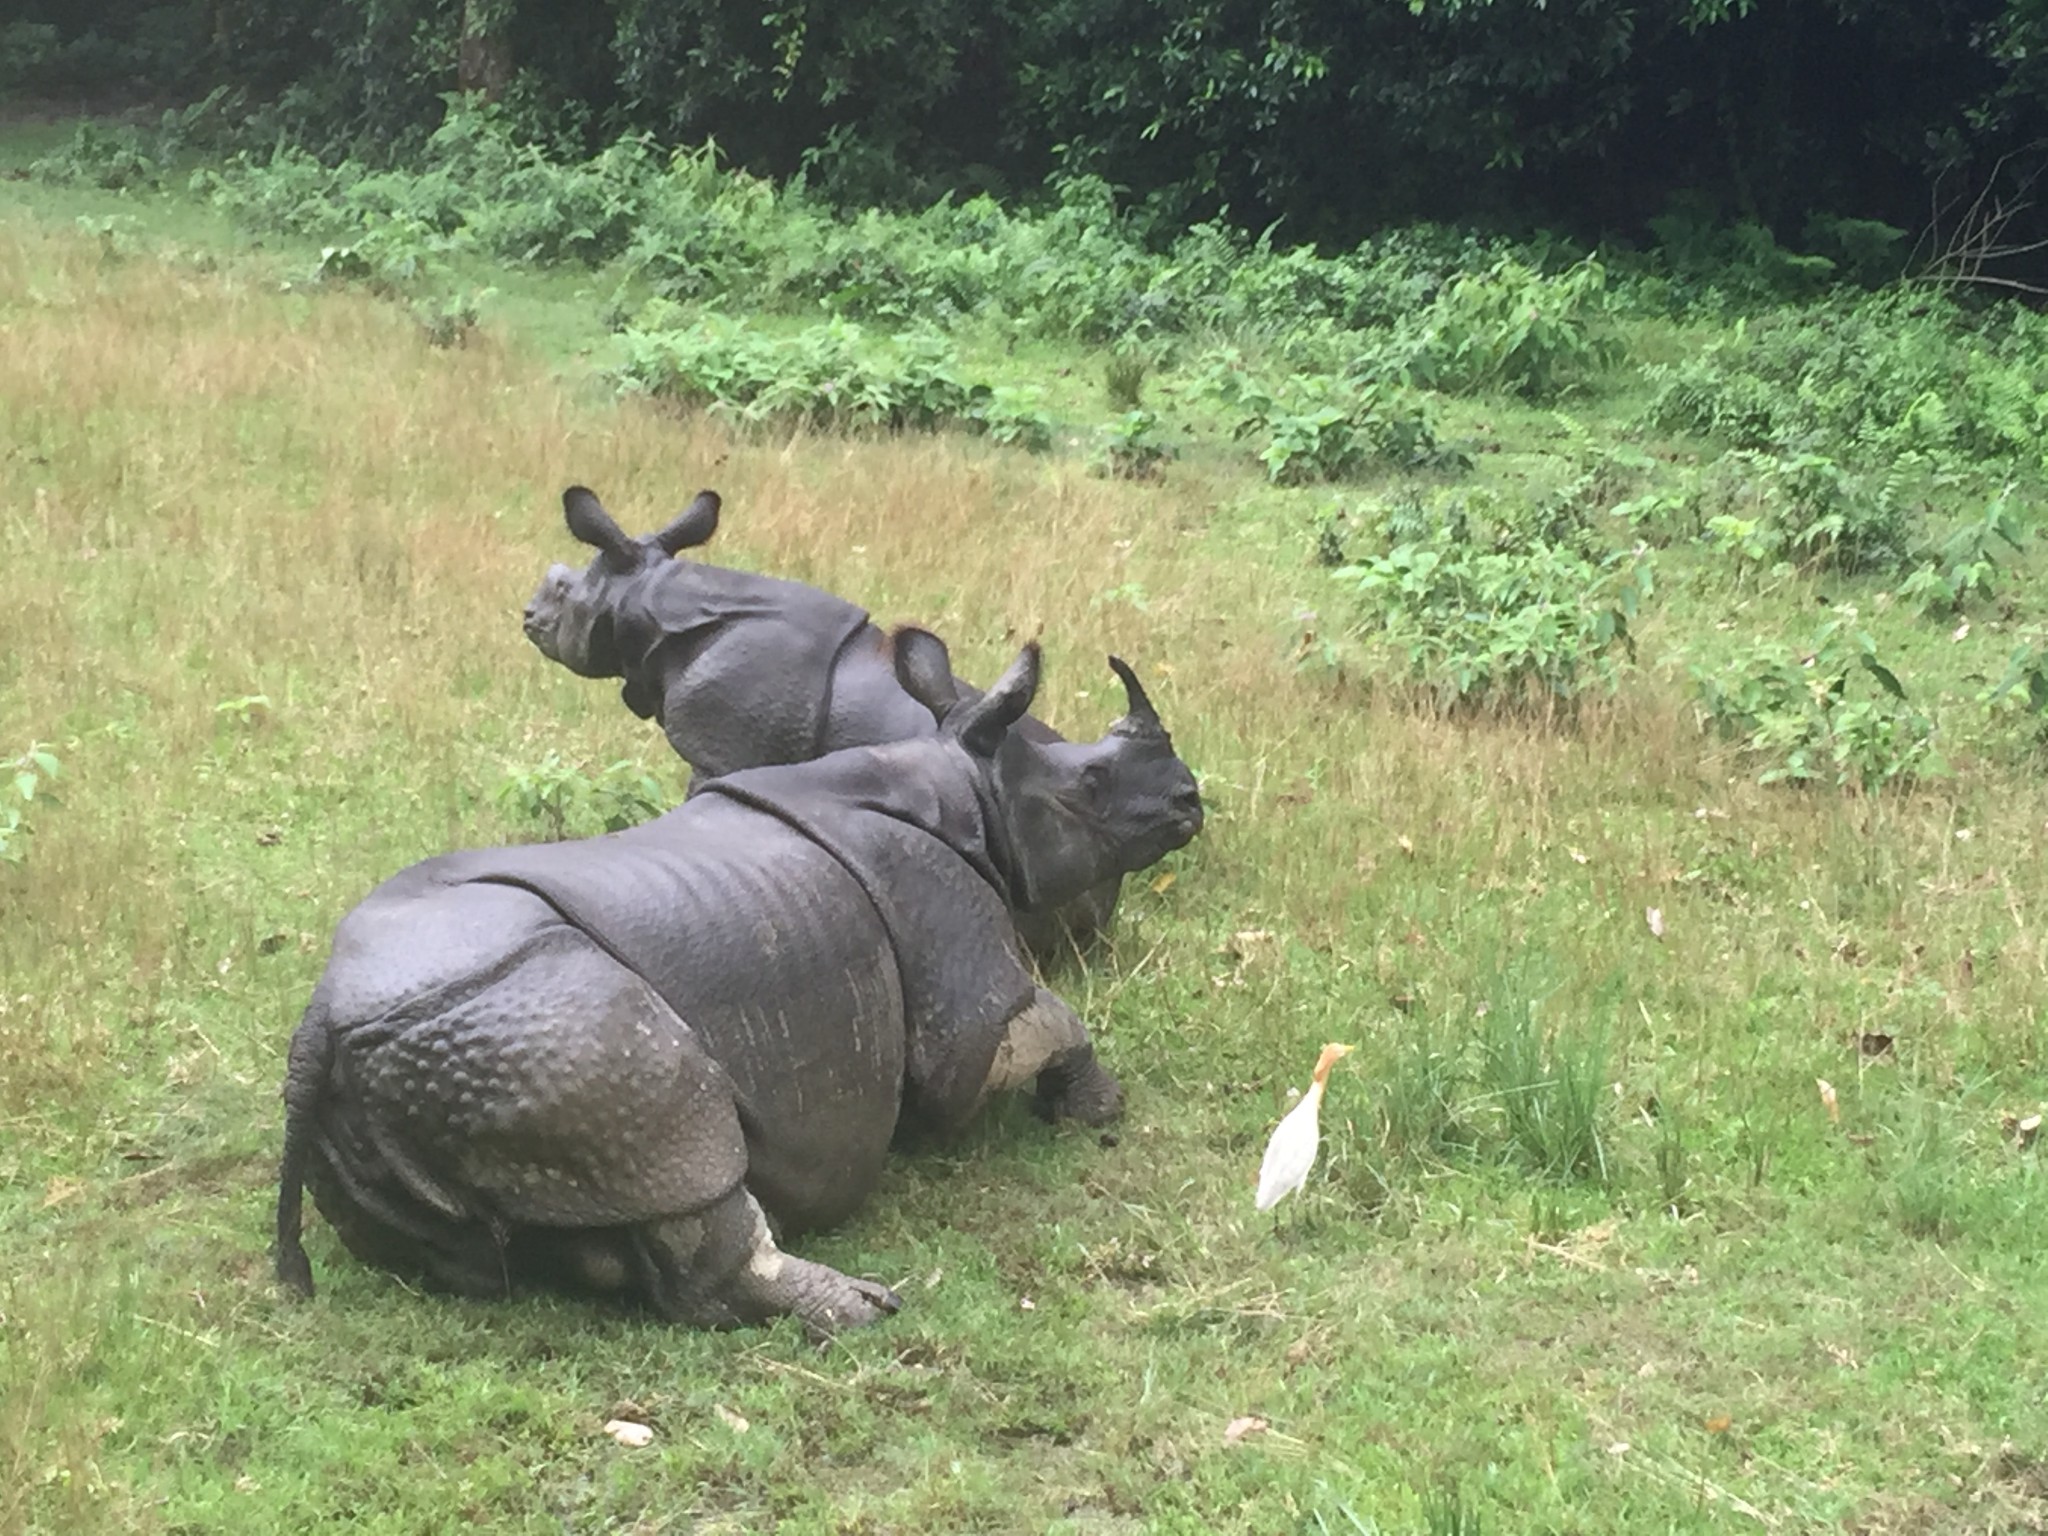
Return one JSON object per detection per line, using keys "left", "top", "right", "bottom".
{"left": 562, "top": 486, "right": 636, "bottom": 565}
{"left": 654, "top": 490, "right": 720, "bottom": 555}
{"left": 892, "top": 626, "right": 961, "bottom": 723}
{"left": 949, "top": 643, "right": 1040, "bottom": 759}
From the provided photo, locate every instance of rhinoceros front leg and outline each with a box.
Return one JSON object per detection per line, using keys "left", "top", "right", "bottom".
{"left": 980, "top": 987, "right": 1124, "bottom": 1126}
{"left": 636, "top": 1187, "right": 901, "bottom": 1337}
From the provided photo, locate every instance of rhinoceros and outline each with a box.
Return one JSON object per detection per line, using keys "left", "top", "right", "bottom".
{"left": 274, "top": 633, "right": 1202, "bottom": 1335}
{"left": 519, "top": 485, "right": 1136, "bottom": 963}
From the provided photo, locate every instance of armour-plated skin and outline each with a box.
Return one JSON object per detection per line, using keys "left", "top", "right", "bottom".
{"left": 275, "top": 638, "right": 1204, "bottom": 1335}
{"left": 520, "top": 484, "right": 1150, "bottom": 964}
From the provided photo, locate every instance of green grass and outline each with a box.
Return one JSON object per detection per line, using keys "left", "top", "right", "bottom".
{"left": 4, "top": 130, "right": 2048, "bottom": 1534}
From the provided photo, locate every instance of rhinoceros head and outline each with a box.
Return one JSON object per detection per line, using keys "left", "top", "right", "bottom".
{"left": 523, "top": 485, "right": 721, "bottom": 677}
{"left": 893, "top": 629, "right": 1203, "bottom": 915}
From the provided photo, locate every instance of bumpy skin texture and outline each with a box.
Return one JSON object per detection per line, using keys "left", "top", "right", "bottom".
{"left": 522, "top": 486, "right": 1124, "bottom": 965}
{"left": 275, "top": 642, "right": 1203, "bottom": 1336}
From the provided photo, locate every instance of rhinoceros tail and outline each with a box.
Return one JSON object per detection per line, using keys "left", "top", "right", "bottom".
{"left": 274, "top": 1003, "right": 334, "bottom": 1298}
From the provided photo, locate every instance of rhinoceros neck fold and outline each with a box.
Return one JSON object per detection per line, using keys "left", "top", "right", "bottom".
{"left": 699, "top": 742, "right": 1005, "bottom": 900}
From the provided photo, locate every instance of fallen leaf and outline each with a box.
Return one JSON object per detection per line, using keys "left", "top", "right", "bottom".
{"left": 1224, "top": 1415, "right": 1270, "bottom": 1445}
{"left": 713, "top": 1404, "right": 749, "bottom": 1434}
{"left": 1703, "top": 1414, "right": 1733, "bottom": 1435}
{"left": 41, "top": 1177, "right": 85, "bottom": 1209}
{"left": 1816, "top": 1078, "right": 1840, "bottom": 1124}
{"left": 1952, "top": 620, "right": 1970, "bottom": 643}
{"left": 1645, "top": 907, "right": 1666, "bottom": 940}
{"left": 1150, "top": 871, "right": 1176, "bottom": 895}
{"left": 603, "top": 1419, "right": 654, "bottom": 1448}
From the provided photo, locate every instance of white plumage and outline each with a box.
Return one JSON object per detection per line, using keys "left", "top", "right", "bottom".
{"left": 1255, "top": 1042, "right": 1353, "bottom": 1212}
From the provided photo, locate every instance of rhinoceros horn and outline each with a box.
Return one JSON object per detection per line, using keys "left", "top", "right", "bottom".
{"left": 1107, "top": 656, "right": 1165, "bottom": 738}
{"left": 654, "top": 490, "right": 721, "bottom": 555}
{"left": 563, "top": 485, "right": 637, "bottom": 567}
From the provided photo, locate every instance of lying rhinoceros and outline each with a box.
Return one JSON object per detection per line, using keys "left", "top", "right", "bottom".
{"left": 274, "top": 634, "right": 1202, "bottom": 1335}
{"left": 519, "top": 485, "right": 1142, "bottom": 963}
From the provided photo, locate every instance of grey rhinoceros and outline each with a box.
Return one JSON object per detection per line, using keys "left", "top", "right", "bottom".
{"left": 520, "top": 484, "right": 1136, "bottom": 962}
{"left": 274, "top": 633, "right": 1202, "bottom": 1335}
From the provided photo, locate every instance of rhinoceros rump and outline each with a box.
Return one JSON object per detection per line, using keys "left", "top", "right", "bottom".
{"left": 275, "top": 637, "right": 1202, "bottom": 1335}
{"left": 521, "top": 485, "right": 1144, "bottom": 964}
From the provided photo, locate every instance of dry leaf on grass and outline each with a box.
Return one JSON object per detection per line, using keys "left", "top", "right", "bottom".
{"left": 1224, "top": 1415, "right": 1269, "bottom": 1445}
{"left": 1150, "top": 871, "right": 1176, "bottom": 894}
{"left": 1645, "top": 907, "right": 1665, "bottom": 940}
{"left": 1816, "top": 1078, "right": 1840, "bottom": 1124}
{"left": 713, "top": 1404, "right": 749, "bottom": 1434}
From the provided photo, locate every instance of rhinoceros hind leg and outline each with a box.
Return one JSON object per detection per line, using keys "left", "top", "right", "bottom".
{"left": 981, "top": 988, "right": 1124, "bottom": 1127}
{"left": 636, "top": 1189, "right": 900, "bottom": 1337}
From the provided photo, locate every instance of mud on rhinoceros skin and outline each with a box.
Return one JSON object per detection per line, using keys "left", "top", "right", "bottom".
{"left": 274, "top": 636, "right": 1203, "bottom": 1337}
{"left": 520, "top": 483, "right": 1171, "bottom": 966}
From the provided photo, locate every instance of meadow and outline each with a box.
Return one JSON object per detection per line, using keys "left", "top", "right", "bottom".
{"left": 4, "top": 119, "right": 2048, "bottom": 1534}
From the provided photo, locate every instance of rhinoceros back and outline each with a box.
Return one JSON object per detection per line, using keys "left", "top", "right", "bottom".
{"left": 617, "top": 564, "right": 876, "bottom": 777}
{"left": 463, "top": 800, "right": 909, "bottom": 1232}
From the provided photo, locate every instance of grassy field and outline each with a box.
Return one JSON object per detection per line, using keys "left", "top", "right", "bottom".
{"left": 4, "top": 140, "right": 2048, "bottom": 1536}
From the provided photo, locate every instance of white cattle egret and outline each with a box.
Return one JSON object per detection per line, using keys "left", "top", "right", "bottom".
{"left": 1255, "top": 1042, "right": 1354, "bottom": 1214}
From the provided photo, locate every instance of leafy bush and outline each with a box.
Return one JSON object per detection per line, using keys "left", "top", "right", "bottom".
{"left": 614, "top": 314, "right": 1032, "bottom": 442}
{"left": 969, "top": 386, "right": 1057, "bottom": 452}
{"left": 495, "top": 755, "right": 669, "bottom": 841}
{"left": 1980, "top": 630, "right": 2048, "bottom": 745}
{"left": 0, "top": 744, "right": 62, "bottom": 866}
{"left": 1692, "top": 617, "right": 1943, "bottom": 792}
{"left": 1641, "top": 292, "right": 2048, "bottom": 473}
{"left": 1093, "top": 410, "right": 1171, "bottom": 480}
{"left": 1332, "top": 534, "right": 1654, "bottom": 711}
{"left": 1700, "top": 452, "right": 1919, "bottom": 575}
{"left": 1897, "top": 492, "right": 2031, "bottom": 616}
{"left": 29, "top": 90, "right": 238, "bottom": 192}
{"left": 1396, "top": 258, "right": 1621, "bottom": 399}
{"left": 1206, "top": 356, "right": 1451, "bottom": 484}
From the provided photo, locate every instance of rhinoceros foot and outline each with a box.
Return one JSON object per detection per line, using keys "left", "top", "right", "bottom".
{"left": 1034, "top": 1055, "right": 1124, "bottom": 1127}
{"left": 775, "top": 1260, "right": 904, "bottom": 1340}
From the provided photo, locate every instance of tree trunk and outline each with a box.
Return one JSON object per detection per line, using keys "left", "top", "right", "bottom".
{"left": 458, "top": 0, "right": 514, "bottom": 101}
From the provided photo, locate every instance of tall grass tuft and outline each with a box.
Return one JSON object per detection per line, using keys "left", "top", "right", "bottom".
{"left": 1476, "top": 965, "right": 1612, "bottom": 1183}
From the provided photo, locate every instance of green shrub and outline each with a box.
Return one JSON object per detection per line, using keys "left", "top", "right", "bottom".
{"left": 1897, "top": 492, "right": 2031, "bottom": 616}
{"left": 1207, "top": 356, "right": 1452, "bottom": 484}
{"left": 1092, "top": 410, "right": 1171, "bottom": 480}
{"left": 1692, "top": 616, "right": 1943, "bottom": 792}
{"left": 615, "top": 315, "right": 1036, "bottom": 443}
{"left": 969, "top": 386, "right": 1057, "bottom": 452}
{"left": 1980, "top": 629, "right": 2048, "bottom": 745}
{"left": 0, "top": 743, "right": 62, "bottom": 866}
{"left": 1397, "top": 258, "right": 1621, "bottom": 400}
{"left": 495, "top": 755, "right": 669, "bottom": 841}
{"left": 1333, "top": 535, "right": 1654, "bottom": 710}
{"left": 1641, "top": 292, "right": 2048, "bottom": 473}
{"left": 1699, "top": 452, "right": 1919, "bottom": 576}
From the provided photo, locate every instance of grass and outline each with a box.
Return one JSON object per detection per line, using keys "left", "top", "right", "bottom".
{"left": 3, "top": 143, "right": 2048, "bottom": 1535}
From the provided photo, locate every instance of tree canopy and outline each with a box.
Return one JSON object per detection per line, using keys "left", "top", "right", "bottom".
{"left": 9, "top": 0, "right": 2045, "bottom": 267}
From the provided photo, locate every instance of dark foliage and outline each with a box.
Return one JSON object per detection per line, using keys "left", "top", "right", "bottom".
{"left": 13, "top": 0, "right": 2048, "bottom": 280}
